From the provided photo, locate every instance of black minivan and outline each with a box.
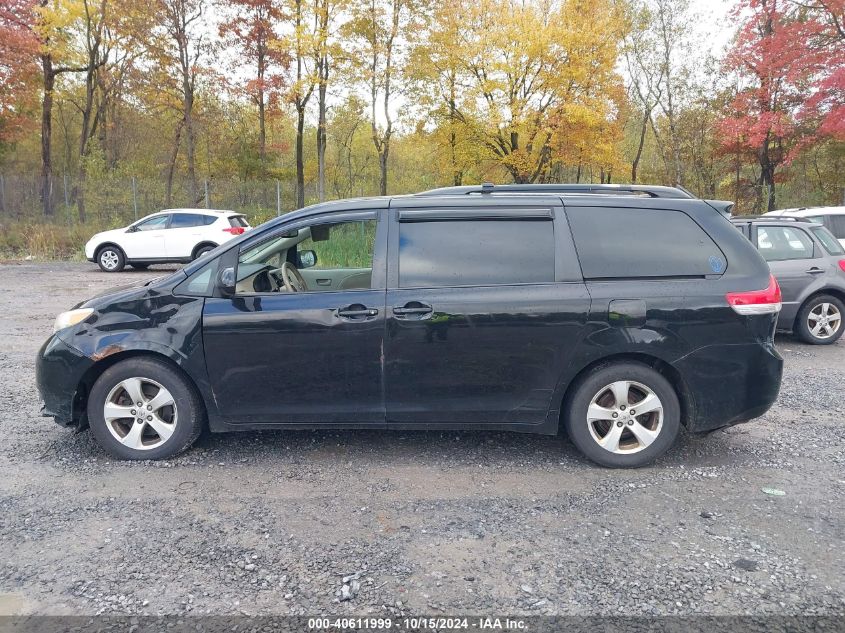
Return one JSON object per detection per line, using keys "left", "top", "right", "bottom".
{"left": 36, "top": 184, "right": 783, "bottom": 467}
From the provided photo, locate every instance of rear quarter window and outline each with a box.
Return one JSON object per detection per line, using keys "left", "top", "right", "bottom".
{"left": 811, "top": 226, "right": 844, "bottom": 255}
{"left": 566, "top": 206, "right": 725, "bottom": 279}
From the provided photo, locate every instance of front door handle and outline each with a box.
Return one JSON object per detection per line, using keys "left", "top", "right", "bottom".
{"left": 393, "top": 302, "right": 433, "bottom": 319}
{"left": 806, "top": 267, "right": 825, "bottom": 274}
{"left": 337, "top": 305, "right": 379, "bottom": 319}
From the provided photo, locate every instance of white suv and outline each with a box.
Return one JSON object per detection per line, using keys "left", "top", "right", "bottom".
{"left": 85, "top": 209, "right": 251, "bottom": 272}
{"left": 765, "top": 207, "right": 845, "bottom": 248}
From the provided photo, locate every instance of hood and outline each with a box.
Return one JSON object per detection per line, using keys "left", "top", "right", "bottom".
{"left": 88, "top": 227, "right": 129, "bottom": 244}
{"left": 74, "top": 270, "right": 187, "bottom": 310}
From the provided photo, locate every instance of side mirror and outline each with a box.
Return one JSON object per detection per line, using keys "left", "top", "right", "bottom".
{"left": 297, "top": 249, "right": 318, "bottom": 269}
{"left": 218, "top": 266, "right": 236, "bottom": 296}
{"left": 126, "top": 225, "right": 138, "bottom": 233}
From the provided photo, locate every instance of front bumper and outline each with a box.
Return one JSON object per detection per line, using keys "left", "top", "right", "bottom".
{"left": 673, "top": 342, "right": 783, "bottom": 433}
{"left": 36, "top": 334, "right": 94, "bottom": 427}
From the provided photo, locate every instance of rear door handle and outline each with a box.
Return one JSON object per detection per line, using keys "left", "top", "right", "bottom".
{"left": 336, "top": 305, "right": 379, "bottom": 319}
{"left": 393, "top": 303, "right": 433, "bottom": 318}
{"left": 806, "top": 267, "right": 825, "bottom": 274}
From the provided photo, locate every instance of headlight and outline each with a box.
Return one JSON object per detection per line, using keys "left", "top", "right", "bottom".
{"left": 53, "top": 308, "right": 94, "bottom": 333}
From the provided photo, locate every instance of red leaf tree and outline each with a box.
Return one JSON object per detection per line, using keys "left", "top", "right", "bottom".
{"left": 719, "top": 0, "right": 825, "bottom": 211}
{"left": 0, "top": 0, "right": 39, "bottom": 145}
{"left": 801, "top": 0, "right": 845, "bottom": 140}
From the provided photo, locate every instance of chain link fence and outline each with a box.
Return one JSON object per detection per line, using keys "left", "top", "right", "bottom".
{"left": 0, "top": 172, "right": 328, "bottom": 229}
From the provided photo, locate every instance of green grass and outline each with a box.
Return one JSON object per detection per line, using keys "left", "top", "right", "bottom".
{"left": 300, "top": 221, "right": 376, "bottom": 269}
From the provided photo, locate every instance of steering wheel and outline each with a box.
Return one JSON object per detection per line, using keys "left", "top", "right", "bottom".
{"left": 280, "top": 261, "right": 308, "bottom": 292}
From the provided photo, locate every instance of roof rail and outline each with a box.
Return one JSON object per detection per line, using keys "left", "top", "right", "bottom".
{"left": 416, "top": 183, "right": 695, "bottom": 199}
{"left": 731, "top": 215, "right": 817, "bottom": 222}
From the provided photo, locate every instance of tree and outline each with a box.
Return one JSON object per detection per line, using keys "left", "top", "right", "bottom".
{"left": 345, "top": 0, "right": 413, "bottom": 196}
{"left": 452, "top": 0, "right": 625, "bottom": 184}
{"left": 0, "top": 0, "right": 40, "bottom": 149}
{"left": 156, "top": 0, "right": 207, "bottom": 204}
{"left": 720, "top": 0, "right": 825, "bottom": 211}
{"left": 218, "top": 0, "right": 288, "bottom": 174}
{"left": 34, "top": 0, "right": 95, "bottom": 217}
{"left": 313, "top": 0, "right": 344, "bottom": 201}
{"left": 408, "top": 0, "right": 476, "bottom": 186}
{"left": 623, "top": 1, "right": 665, "bottom": 183}
{"left": 799, "top": 0, "right": 845, "bottom": 140}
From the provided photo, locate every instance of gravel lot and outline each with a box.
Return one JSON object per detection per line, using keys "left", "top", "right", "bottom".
{"left": 0, "top": 261, "right": 843, "bottom": 617}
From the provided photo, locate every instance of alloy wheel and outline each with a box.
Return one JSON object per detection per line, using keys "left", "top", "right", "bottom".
{"left": 100, "top": 250, "right": 120, "bottom": 270}
{"left": 808, "top": 302, "right": 841, "bottom": 340}
{"left": 103, "top": 377, "right": 178, "bottom": 450}
{"left": 586, "top": 380, "right": 664, "bottom": 454}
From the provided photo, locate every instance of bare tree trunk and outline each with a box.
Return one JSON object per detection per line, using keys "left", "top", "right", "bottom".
{"left": 316, "top": 71, "right": 327, "bottom": 202}
{"left": 165, "top": 120, "right": 184, "bottom": 206}
{"left": 631, "top": 108, "right": 651, "bottom": 184}
{"left": 40, "top": 54, "right": 55, "bottom": 217}
{"left": 296, "top": 105, "right": 305, "bottom": 208}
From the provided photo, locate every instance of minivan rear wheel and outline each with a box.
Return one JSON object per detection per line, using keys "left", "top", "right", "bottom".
{"left": 87, "top": 357, "right": 204, "bottom": 460}
{"left": 795, "top": 294, "right": 845, "bottom": 345}
{"left": 564, "top": 362, "right": 680, "bottom": 468}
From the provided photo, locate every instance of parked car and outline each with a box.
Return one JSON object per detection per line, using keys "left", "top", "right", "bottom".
{"left": 85, "top": 209, "right": 251, "bottom": 272}
{"left": 764, "top": 206, "right": 845, "bottom": 248}
{"left": 38, "top": 184, "right": 783, "bottom": 468}
{"left": 732, "top": 215, "right": 845, "bottom": 344}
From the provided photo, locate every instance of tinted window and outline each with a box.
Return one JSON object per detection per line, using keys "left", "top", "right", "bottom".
{"left": 566, "top": 207, "right": 723, "bottom": 278}
{"left": 756, "top": 226, "right": 815, "bottom": 261}
{"left": 134, "top": 215, "right": 169, "bottom": 231}
{"left": 398, "top": 219, "right": 555, "bottom": 288}
{"left": 201, "top": 215, "right": 218, "bottom": 226}
{"left": 810, "top": 226, "right": 844, "bottom": 255}
{"left": 828, "top": 215, "right": 845, "bottom": 239}
{"left": 229, "top": 216, "right": 249, "bottom": 227}
{"left": 170, "top": 213, "right": 207, "bottom": 228}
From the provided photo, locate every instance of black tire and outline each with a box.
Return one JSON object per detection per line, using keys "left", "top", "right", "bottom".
{"left": 87, "top": 357, "right": 204, "bottom": 460}
{"left": 794, "top": 294, "right": 845, "bottom": 345}
{"left": 96, "top": 245, "right": 125, "bottom": 272}
{"left": 193, "top": 244, "right": 216, "bottom": 260}
{"left": 130, "top": 263, "right": 149, "bottom": 270}
{"left": 564, "top": 362, "right": 681, "bottom": 468}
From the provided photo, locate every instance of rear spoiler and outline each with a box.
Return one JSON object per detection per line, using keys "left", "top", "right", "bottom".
{"left": 704, "top": 200, "right": 734, "bottom": 217}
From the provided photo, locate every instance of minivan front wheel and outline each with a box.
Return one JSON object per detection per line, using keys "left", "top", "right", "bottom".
{"left": 795, "top": 294, "right": 845, "bottom": 345}
{"left": 87, "top": 357, "right": 204, "bottom": 460}
{"left": 565, "top": 362, "right": 680, "bottom": 468}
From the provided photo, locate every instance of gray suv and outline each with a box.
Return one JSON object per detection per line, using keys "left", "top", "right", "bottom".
{"left": 732, "top": 216, "right": 845, "bottom": 344}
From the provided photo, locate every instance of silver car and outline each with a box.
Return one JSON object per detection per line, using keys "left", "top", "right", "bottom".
{"left": 732, "top": 216, "right": 845, "bottom": 344}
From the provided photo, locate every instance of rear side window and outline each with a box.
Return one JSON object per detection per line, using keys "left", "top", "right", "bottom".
{"left": 229, "top": 216, "right": 249, "bottom": 228}
{"left": 810, "top": 226, "right": 844, "bottom": 255}
{"left": 170, "top": 213, "right": 208, "bottom": 228}
{"left": 827, "top": 215, "right": 845, "bottom": 239}
{"left": 566, "top": 206, "right": 724, "bottom": 279}
{"left": 398, "top": 220, "right": 554, "bottom": 288}
{"left": 756, "top": 226, "right": 815, "bottom": 261}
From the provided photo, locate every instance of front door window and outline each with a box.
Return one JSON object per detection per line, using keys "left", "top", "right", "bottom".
{"left": 236, "top": 219, "right": 376, "bottom": 294}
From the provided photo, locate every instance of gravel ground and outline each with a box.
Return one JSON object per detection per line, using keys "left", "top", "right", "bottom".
{"left": 0, "top": 261, "right": 843, "bottom": 617}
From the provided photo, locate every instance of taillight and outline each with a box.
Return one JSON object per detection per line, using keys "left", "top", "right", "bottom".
{"left": 223, "top": 227, "right": 245, "bottom": 235}
{"left": 838, "top": 260, "right": 845, "bottom": 273}
{"left": 725, "top": 274, "right": 782, "bottom": 315}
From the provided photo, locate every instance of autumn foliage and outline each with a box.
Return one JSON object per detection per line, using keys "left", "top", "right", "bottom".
{"left": 0, "top": 0, "right": 843, "bottom": 224}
